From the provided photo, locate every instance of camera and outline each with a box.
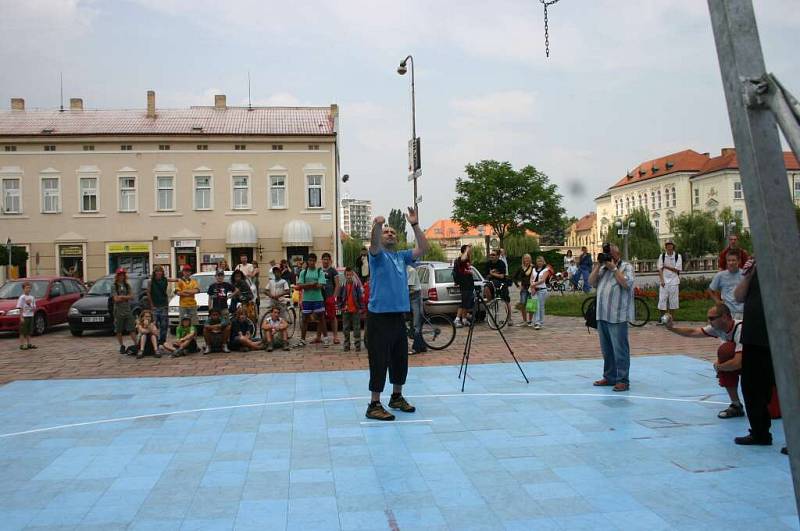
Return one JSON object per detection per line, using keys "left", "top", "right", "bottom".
{"left": 597, "top": 243, "right": 613, "bottom": 264}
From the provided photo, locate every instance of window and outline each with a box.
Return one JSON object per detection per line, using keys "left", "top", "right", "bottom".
{"left": 156, "top": 176, "right": 175, "bottom": 211}
{"left": 234, "top": 144, "right": 246, "bottom": 151}
{"left": 4, "top": 145, "right": 16, "bottom": 152}
{"left": 671, "top": 187, "right": 677, "bottom": 207}
{"left": 41, "top": 177, "right": 60, "bottom": 213}
{"left": 121, "top": 145, "right": 133, "bottom": 151}
{"left": 194, "top": 175, "right": 212, "bottom": 210}
{"left": 158, "top": 144, "right": 170, "bottom": 151}
{"left": 232, "top": 175, "right": 250, "bottom": 209}
{"left": 2, "top": 178, "right": 21, "bottom": 214}
{"left": 270, "top": 175, "right": 286, "bottom": 208}
{"left": 44, "top": 145, "right": 56, "bottom": 151}
{"left": 79, "top": 177, "right": 98, "bottom": 212}
{"left": 694, "top": 188, "right": 700, "bottom": 205}
{"left": 735, "top": 209, "right": 744, "bottom": 220}
{"left": 657, "top": 190, "right": 662, "bottom": 209}
{"left": 272, "top": 144, "right": 283, "bottom": 151}
{"left": 308, "top": 144, "right": 319, "bottom": 150}
{"left": 651, "top": 191, "right": 656, "bottom": 210}
{"left": 734, "top": 181, "right": 743, "bottom": 200}
{"left": 794, "top": 177, "right": 800, "bottom": 200}
{"left": 306, "top": 174, "right": 323, "bottom": 208}
{"left": 118, "top": 176, "right": 137, "bottom": 212}
{"left": 196, "top": 144, "right": 208, "bottom": 151}
{"left": 83, "top": 145, "right": 95, "bottom": 151}
{"left": 654, "top": 219, "right": 660, "bottom": 231}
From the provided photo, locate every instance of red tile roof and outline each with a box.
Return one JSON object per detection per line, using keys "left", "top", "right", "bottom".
{"left": 570, "top": 212, "right": 596, "bottom": 233}
{"left": 0, "top": 107, "right": 335, "bottom": 137}
{"left": 610, "top": 149, "right": 711, "bottom": 189}
{"left": 424, "top": 219, "right": 538, "bottom": 239}
{"left": 694, "top": 149, "right": 800, "bottom": 177}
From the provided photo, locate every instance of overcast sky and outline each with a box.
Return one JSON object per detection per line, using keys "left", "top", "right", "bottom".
{"left": 1, "top": 0, "right": 798, "bottom": 226}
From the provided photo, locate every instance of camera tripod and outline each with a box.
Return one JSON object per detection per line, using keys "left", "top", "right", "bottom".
{"left": 458, "top": 285, "right": 530, "bottom": 392}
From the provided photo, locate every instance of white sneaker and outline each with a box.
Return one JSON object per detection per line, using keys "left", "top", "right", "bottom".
{"left": 454, "top": 319, "right": 463, "bottom": 328}
{"left": 222, "top": 344, "right": 230, "bottom": 353}
{"left": 534, "top": 323, "right": 541, "bottom": 330}
{"left": 203, "top": 346, "right": 210, "bottom": 354}
{"left": 527, "top": 321, "right": 533, "bottom": 327}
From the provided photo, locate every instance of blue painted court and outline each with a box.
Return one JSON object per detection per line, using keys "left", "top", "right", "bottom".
{"left": 0, "top": 355, "right": 796, "bottom": 530}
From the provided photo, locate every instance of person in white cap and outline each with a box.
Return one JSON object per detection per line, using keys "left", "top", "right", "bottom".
{"left": 657, "top": 239, "right": 682, "bottom": 324}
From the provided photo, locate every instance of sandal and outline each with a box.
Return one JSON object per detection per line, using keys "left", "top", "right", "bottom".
{"left": 718, "top": 404, "right": 745, "bottom": 419}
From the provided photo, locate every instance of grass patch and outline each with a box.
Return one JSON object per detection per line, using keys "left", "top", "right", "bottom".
{"left": 542, "top": 293, "right": 712, "bottom": 322}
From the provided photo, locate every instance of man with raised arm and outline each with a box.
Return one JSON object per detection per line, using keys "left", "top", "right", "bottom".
{"left": 365, "top": 207, "right": 429, "bottom": 421}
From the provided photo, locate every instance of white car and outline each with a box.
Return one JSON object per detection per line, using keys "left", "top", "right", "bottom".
{"left": 168, "top": 271, "right": 237, "bottom": 330}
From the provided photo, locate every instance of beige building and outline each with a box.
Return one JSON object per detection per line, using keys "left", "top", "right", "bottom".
{"left": 595, "top": 148, "right": 800, "bottom": 246}
{"left": 0, "top": 93, "right": 341, "bottom": 281}
{"left": 564, "top": 212, "right": 598, "bottom": 255}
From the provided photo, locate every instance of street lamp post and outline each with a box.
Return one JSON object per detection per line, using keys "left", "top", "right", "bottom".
{"left": 718, "top": 220, "right": 737, "bottom": 240}
{"left": 615, "top": 219, "right": 637, "bottom": 260}
{"left": 397, "top": 55, "right": 421, "bottom": 211}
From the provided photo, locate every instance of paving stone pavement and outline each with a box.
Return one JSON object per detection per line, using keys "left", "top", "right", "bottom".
{"left": 0, "top": 315, "right": 718, "bottom": 384}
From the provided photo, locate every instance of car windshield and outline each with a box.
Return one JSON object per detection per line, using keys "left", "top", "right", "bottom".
{"left": 88, "top": 277, "right": 143, "bottom": 296}
{"left": 0, "top": 280, "right": 49, "bottom": 299}
{"left": 194, "top": 274, "right": 231, "bottom": 292}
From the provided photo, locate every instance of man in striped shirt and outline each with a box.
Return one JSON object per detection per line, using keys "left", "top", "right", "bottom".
{"left": 589, "top": 244, "right": 635, "bottom": 392}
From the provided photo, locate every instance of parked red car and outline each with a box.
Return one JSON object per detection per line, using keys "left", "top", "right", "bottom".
{"left": 0, "top": 276, "right": 87, "bottom": 335}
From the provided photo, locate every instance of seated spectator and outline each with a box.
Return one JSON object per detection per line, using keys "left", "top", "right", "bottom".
{"left": 135, "top": 309, "right": 160, "bottom": 359}
{"left": 664, "top": 303, "right": 744, "bottom": 419}
{"left": 262, "top": 306, "right": 290, "bottom": 352}
{"left": 203, "top": 308, "right": 231, "bottom": 354}
{"left": 160, "top": 316, "right": 199, "bottom": 357}
{"left": 229, "top": 308, "right": 262, "bottom": 352}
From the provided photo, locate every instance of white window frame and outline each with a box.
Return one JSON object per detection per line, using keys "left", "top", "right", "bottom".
{"left": 650, "top": 191, "right": 656, "bottom": 210}
{"left": 193, "top": 173, "right": 214, "bottom": 211}
{"left": 155, "top": 173, "right": 176, "bottom": 212}
{"left": 40, "top": 172, "right": 61, "bottom": 214}
{"left": 654, "top": 219, "right": 660, "bottom": 232}
{"left": 657, "top": 190, "right": 662, "bottom": 209}
{"left": 694, "top": 187, "right": 700, "bottom": 205}
{"left": 78, "top": 175, "right": 99, "bottom": 213}
{"left": 670, "top": 187, "right": 677, "bottom": 207}
{"left": 269, "top": 173, "right": 288, "bottom": 209}
{"left": 733, "top": 181, "right": 743, "bottom": 200}
{"left": 305, "top": 173, "right": 324, "bottom": 209}
{"left": 1, "top": 176, "right": 22, "bottom": 214}
{"left": 794, "top": 176, "right": 800, "bottom": 200}
{"left": 231, "top": 174, "right": 252, "bottom": 210}
{"left": 117, "top": 173, "right": 138, "bottom": 212}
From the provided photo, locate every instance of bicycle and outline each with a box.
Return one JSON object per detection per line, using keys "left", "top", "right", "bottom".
{"left": 481, "top": 280, "right": 511, "bottom": 330}
{"left": 257, "top": 297, "right": 297, "bottom": 340}
{"left": 406, "top": 307, "right": 456, "bottom": 351}
{"left": 547, "top": 273, "right": 567, "bottom": 295}
{"left": 581, "top": 295, "right": 650, "bottom": 327}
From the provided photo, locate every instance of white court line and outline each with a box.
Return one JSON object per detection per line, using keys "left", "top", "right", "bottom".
{"left": 0, "top": 392, "right": 728, "bottom": 439}
{"left": 360, "top": 420, "right": 434, "bottom": 426}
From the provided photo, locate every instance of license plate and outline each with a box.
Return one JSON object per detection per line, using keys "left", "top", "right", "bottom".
{"left": 82, "top": 317, "right": 105, "bottom": 323}
{"left": 448, "top": 287, "right": 461, "bottom": 295}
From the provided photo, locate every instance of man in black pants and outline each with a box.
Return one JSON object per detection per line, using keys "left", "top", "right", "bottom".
{"left": 365, "top": 207, "right": 429, "bottom": 421}
{"left": 733, "top": 258, "right": 782, "bottom": 450}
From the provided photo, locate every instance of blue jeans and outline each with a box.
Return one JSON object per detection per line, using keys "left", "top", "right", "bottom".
{"left": 153, "top": 306, "right": 169, "bottom": 345}
{"left": 597, "top": 320, "right": 630, "bottom": 384}
{"left": 580, "top": 267, "right": 591, "bottom": 293}
{"left": 534, "top": 289, "right": 548, "bottom": 326}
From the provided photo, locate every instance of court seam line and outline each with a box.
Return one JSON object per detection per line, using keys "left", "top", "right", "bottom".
{"left": 0, "top": 392, "right": 729, "bottom": 439}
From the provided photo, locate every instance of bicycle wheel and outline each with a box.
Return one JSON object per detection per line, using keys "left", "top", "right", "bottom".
{"left": 257, "top": 312, "right": 268, "bottom": 340}
{"left": 486, "top": 298, "right": 509, "bottom": 330}
{"left": 421, "top": 314, "right": 455, "bottom": 351}
{"left": 629, "top": 296, "right": 650, "bottom": 327}
{"left": 581, "top": 295, "right": 597, "bottom": 317}
{"left": 286, "top": 308, "right": 297, "bottom": 339}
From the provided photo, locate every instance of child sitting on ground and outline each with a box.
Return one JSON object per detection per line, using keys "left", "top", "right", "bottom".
{"left": 261, "top": 306, "right": 290, "bottom": 352}
{"left": 160, "top": 316, "right": 199, "bottom": 357}
{"left": 136, "top": 309, "right": 160, "bottom": 359}
{"left": 229, "top": 308, "right": 263, "bottom": 352}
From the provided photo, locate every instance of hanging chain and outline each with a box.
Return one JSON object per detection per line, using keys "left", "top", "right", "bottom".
{"left": 540, "top": 0, "right": 561, "bottom": 58}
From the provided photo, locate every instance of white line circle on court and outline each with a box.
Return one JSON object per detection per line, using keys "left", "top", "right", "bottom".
{"left": 0, "top": 391, "right": 728, "bottom": 439}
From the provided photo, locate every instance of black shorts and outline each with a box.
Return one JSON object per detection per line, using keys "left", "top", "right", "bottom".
{"left": 366, "top": 312, "right": 408, "bottom": 393}
{"left": 459, "top": 283, "right": 475, "bottom": 309}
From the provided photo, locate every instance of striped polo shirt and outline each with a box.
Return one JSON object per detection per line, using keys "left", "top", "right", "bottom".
{"left": 595, "top": 262, "right": 635, "bottom": 324}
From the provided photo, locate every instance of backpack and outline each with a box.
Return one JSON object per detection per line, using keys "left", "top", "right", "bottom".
{"left": 660, "top": 252, "right": 683, "bottom": 272}
{"left": 584, "top": 298, "right": 598, "bottom": 330}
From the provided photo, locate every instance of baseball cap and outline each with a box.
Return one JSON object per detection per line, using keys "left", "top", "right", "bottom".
{"left": 115, "top": 268, "right": 126, "bottom": 274}
{"left": 182, "top": 264, "right": 192, "bottom": 271}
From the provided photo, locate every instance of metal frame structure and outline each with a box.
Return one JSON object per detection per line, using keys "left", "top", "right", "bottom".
{"left": 708, "top": 0, "right": 800, "bottom": 515}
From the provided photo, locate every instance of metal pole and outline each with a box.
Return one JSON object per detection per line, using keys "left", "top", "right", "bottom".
{"left": 708, "top": 0, "right": 800, "bottom": 515}
{"left": 408, "top": 55, "right": 418, "bottom": 212}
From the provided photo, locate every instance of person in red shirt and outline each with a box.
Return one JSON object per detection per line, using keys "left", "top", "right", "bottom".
{"left": 337, "top": 267, "right": 364, "bottom": 352}
{"left": 719, "top": 234, "right": 749, "bottom": 270}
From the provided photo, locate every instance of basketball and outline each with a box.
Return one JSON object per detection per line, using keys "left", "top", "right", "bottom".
{"left": 717, "top": 341, "right": 737, "bottom": 363}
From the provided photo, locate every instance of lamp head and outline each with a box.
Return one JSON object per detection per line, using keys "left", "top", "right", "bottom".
{"left": 615, "top": 220, "right": 622, "bottom": 228}
{"left": 630, "top": 221, "right": 637, "bottom": 228}
{"left": 397, "top": 60, "right": 407, "bottom": 75}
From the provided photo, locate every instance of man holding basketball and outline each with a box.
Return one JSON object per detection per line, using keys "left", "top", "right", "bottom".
{"left": 365, "top": 207, "right": 429, "bottom": 421}
{"left": 664, "top": 303, "right": 743, "bottom": 419}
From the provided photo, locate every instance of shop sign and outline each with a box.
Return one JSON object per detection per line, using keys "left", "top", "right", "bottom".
{"left": 174, "top": 240, "right": 197, "bottom": 248}
{"left": 59, "top": 245, "right": 83, "bottom": 257}
{"left": 107, "top": 243, "right": 150, "bottom": 254}
{"left": 155, "top": 253, "right": 170, "bottom": 260}
{"left": 203, "top": 253, "right": 226, "bottom": 263}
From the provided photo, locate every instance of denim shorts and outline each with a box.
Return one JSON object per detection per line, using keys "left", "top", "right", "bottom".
{"left": 302, "top": 300, "right": 325, "bottom": 315}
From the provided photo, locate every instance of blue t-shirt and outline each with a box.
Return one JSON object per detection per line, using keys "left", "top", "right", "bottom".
{"left": 368, "top": 248, "right": 415, "bottom": 313}
{"left": 709, "top": 269, "right": 744, "bottom": 315}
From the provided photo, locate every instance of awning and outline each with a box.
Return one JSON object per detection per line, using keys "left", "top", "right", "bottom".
{"left": 226, "top": 220, "right": 258, "bottom": 246}
{"left": 282, "top": 220, "right": 313, "bottom": 246}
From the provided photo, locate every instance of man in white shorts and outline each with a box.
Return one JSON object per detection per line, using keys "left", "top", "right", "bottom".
{"left": 657, "top": 239, "right": 682, "bottom": 324}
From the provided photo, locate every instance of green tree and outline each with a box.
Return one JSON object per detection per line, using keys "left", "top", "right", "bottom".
{"left": 342, "top": 237, "right": 364, "bottom": 269}
{"left": 502, "top": 234, "right": 540, "bottom": 257}
{"left": 452, "top": 160, "right": 565, "bottom": 246}
{"left": 0, "top": 245, "right": 29, "bottom": 267}
{"left": 388, "top": 208, "right": 407, "bottom": 243}
{"left": 605, "top": 208, "right": 661, "bottom": 259}
{"left": 422, "top": 241, "right": 447, "bottom": 262}
{"left": 540, "top": 215, "right": 577, "bottom": 246}
{"left": 669, "top": 211, "right": 719, "bottom": 257}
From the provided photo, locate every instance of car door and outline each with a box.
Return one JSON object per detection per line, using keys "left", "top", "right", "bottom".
{"left": 47, "top": 281, "right": 69, "bottom": 324}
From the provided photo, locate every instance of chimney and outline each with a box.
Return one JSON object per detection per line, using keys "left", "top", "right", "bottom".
{"left": 214, "top": 94, "right": 226, "bottom": 110}
{"left": 11, "top": 98, "right": 24, "bottom": 110}
{"left": 70, "top": 98, "right": 83, "bottom": 111}
{"left": 147, "top": 90, "right": 156, "bottom": 118}
{"left": 721, "top": 147, "right": 736, "bottom": 156}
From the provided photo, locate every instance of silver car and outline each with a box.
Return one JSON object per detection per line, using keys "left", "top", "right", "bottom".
{"left": 415, "top": 261, "right": 485, "bottom": 316}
